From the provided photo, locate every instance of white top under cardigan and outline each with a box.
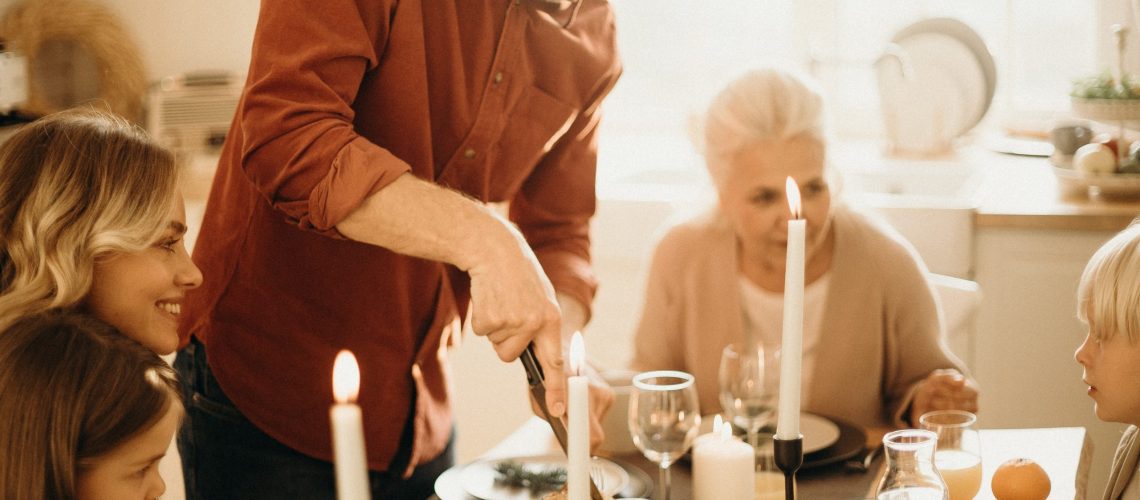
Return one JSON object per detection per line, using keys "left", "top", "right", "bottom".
{"left": 739, "top": 274, "right": 830, "bottom": 409}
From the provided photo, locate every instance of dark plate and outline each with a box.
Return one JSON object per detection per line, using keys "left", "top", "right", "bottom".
{"left": 802, "top": 414, "right": 866, "bottom": 469}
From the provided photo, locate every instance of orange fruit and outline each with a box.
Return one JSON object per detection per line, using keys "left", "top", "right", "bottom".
{"left": 991, "top": 458, "right": 1051, "bottom": 500}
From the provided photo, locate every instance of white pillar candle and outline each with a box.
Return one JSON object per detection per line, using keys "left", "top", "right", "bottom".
{"left": 568, "top": 332, "right": 590, "bottom": 500}
{"left": 776, "top": 177, "right": 805, "bottom": 440}
{"left": 330, "top": 350, "right": 371, "bottom": 500}
{"left": 693, "top": 421, "right": 755, "bottom": 499}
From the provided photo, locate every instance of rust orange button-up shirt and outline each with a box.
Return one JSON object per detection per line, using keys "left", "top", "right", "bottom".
{"left": 180, "top": 0, "right": 621, "bottom": 474}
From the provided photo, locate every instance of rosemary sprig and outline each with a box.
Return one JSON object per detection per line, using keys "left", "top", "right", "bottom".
{"left": 493, "top": 460, "right": 567, "bottom": 494}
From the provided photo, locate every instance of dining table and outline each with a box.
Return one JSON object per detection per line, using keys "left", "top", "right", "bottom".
{"left": 433, "top": 416, "right": 1093, "bottom": 500}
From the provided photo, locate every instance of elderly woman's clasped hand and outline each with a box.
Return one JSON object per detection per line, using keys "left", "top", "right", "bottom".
{"left": 909, "top": 368, "right": 980, "bottom": 426}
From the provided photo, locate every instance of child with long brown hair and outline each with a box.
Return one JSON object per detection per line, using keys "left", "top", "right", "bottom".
{"left": 0, "top": 310, "right": 183, "bottom": 500}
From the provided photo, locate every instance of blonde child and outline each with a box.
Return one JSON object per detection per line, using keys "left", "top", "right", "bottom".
{"left": 1074, "top": 222, "right": 1140, "bottom": 499}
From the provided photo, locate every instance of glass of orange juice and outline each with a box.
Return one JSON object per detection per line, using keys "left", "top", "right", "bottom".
{"left": 920, "top": 410, "right": 982, "bottom": 500}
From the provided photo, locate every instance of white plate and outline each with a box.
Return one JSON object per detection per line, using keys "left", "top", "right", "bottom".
{"left": 903, "top": 32, "right": 983, "bottom": 136}
{"left": 458, "top": 455, "right": 628, "bottom": 500}
{"left": 699, "top": 412, "right": 840, "bottom": 454}
{"left": 878, "top": 18, "right": 995, "bottom": 155}
{"left": 893, "top": 17, "right": 997, "bottom": 132}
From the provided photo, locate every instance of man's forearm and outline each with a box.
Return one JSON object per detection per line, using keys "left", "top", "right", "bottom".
{"left": 336, "top": 173, "right": 518, "bottom": 271}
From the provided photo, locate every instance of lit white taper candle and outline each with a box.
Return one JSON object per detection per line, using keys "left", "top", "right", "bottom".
{"left": 776, "top": 177, "right": 805, "bottom": 440}
{"left": 568, "top": 332, "right": 590, "bottom": 500}
{"left": 331, "top": 350, "right": 370, "bottom": 500}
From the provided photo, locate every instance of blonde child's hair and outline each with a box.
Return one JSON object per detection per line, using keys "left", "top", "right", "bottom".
{"left": 1077, "top": 221, "right": 1140, "bottom": 342}
{"left": 0, "top": 108, "right": 179, "bottom": 332}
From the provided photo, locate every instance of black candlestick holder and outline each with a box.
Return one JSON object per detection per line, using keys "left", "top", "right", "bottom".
{"left": 773, "top": 435, "right": 803, "bottom": 500}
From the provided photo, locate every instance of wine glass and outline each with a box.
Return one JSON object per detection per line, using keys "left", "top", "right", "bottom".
{"left": 628, "top": 370, "right": 700, "bottom": 500}
{"left": 718, "top": 342, "right": 778, "bottom": 455}
{"left": 920, "top": 410, "right": 982, "bottom": 500}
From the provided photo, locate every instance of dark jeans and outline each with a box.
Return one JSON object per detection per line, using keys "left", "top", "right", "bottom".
{"left": 174, "top": 338, "right": 454, "bottom": 500}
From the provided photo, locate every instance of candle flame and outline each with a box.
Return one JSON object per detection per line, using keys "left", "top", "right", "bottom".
{"left": 720, "top": 421, "right": 733, "bottom": 440}
{"left": 713, "top": 414, "right": 723, "bottom": 435}
{"left": 569, "top": 331, "right": 585, "bottom": 376}
{"left": 785, "top": 177, "right": 802, "bottom": 219}
{"left": 332, "top": 350, "right": 360, "bottom": 403}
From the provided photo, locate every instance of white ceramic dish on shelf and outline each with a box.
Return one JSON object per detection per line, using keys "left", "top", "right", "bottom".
{"left": 892, "top": 17, "right": 997, "bottom": 128}
{"left": 877, "top": 18, "right": 996, "bottom": 155}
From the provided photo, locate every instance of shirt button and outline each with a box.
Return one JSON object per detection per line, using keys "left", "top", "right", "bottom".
{"left": 464, "top": 148, "right": 476, "bottom": 159}
{"left": 494, "top": 72, "right": 504, "bottom": 84}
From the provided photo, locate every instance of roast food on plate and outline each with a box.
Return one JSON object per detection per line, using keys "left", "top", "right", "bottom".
{"left": 453, "top": 456, "right": 629, "bottom": 500}
{"left": 491, "top": 461, "right": 618, "bottom": 500}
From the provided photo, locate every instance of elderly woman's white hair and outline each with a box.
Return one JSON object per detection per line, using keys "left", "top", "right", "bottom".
{"left": 694, "top": 68, "right": 829, "bottom": 189}
{"left": 1078, "top": 221, "right": 1140, "bottom": 343}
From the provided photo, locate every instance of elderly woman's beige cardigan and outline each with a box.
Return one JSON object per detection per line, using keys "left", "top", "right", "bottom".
{"left": 630, "top": 204, "right": 968, "bottom": 429}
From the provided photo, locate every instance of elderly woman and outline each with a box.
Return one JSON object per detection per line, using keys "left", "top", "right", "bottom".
{"left": 630, "top": 68, "right": 978, "bottom": 429}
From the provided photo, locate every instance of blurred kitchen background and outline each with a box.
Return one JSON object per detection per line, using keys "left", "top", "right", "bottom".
{"left": 3, "top": 0, "right": 1140, "bottom": 497}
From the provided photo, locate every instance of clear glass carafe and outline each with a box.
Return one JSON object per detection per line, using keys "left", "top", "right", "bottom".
{"left": 875, "top": 429, "right": 949, "bottom": 500}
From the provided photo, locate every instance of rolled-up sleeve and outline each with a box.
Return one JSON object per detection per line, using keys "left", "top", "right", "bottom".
{"left": 238, "top": 0, "right": 410, "bottom": 236}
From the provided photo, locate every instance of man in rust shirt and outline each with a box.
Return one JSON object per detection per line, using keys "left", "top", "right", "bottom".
{"left": 174, "top": 0, "right": 622, "bottom": 498}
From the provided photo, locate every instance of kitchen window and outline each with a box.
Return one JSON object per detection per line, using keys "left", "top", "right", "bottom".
{"left": 596, "top": 0, "right": 1105, "bottom": 191}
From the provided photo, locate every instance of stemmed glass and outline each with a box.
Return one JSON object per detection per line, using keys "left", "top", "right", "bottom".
{"left": 718, "top": 342, "right": 779, "bottom": 454}
{"left": 920, "top": 410, "right": 982, "bottom": 500}
{"left": 628, "top": 370, "right": 700, "bottom": 500}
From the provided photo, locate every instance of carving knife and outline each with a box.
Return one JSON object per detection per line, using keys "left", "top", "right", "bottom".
{"left": 520, "top": 343, "right": 605, "bottom": 500}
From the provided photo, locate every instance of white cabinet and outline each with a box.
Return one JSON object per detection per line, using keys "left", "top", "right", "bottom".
{"left": 973, "top": 226, "right": 1127, "bottom": 500}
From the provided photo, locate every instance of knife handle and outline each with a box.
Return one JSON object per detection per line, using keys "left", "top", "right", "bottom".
{"left": 521, "top": 343, "right": 545, "bottom": 383}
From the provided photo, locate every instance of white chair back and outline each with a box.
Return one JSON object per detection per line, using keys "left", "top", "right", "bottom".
{"left": 929, "top": 273, "right": 982, "bottom": 371}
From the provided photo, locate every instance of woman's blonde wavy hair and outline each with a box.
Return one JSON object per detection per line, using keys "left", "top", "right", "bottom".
{"left": 0, "top": 108, "right": 178, "bottom": 332}
{"left": 1077, "top": 221, "right": 1140, "bottom": 343}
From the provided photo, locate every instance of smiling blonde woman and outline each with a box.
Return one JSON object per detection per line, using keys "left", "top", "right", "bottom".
{"left": 0, "top": 108, "right": 202, "bottom": 353}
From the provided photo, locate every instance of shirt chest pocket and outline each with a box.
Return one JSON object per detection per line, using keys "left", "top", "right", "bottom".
{"left": 444, "top": 85, "right": 578, "bottom": 202}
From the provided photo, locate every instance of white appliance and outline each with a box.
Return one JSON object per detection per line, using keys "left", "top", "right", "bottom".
{"left": 0, "top": 50, "right": 27, "bottom": 114}
{"left": 146, "top": 72, "right": 243, "bottom": 154}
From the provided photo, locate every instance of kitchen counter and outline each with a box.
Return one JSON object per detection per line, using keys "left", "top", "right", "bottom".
{"left": 834, "top": 140, "right": 1140, "bottom": 232}
{"left": 970, "top": 148, "right": 1140, "bottom": 231}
